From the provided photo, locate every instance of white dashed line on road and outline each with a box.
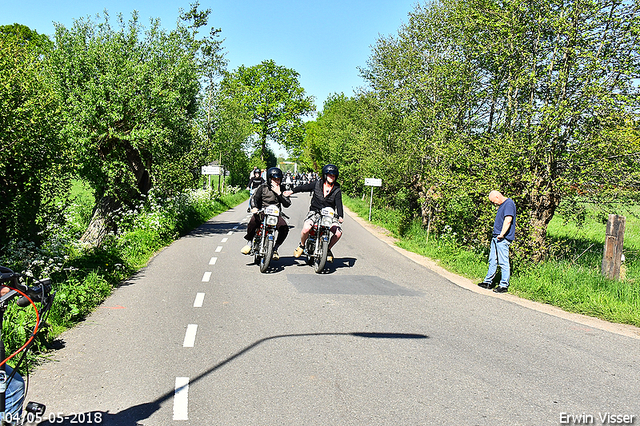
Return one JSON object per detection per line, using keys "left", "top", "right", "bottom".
{"left": 202, "top": 271, "right": 212, "bottom": 282}
{"left": 215, "top": 246, "right": 223, "bottom": 253}
{"left": 221, "top": 238, "right": 228, "bottom": 243}
{"left": 173, "top": 377, "right": 190, "bottom": 420}
{"left": 183, "top": 324, "right": 198, "bottom": 347}
{"left": 209, "top": 257, "right": 217, "bottom": 265}
{"left": 193, "top": 293, "right": 205, "bottom": 308}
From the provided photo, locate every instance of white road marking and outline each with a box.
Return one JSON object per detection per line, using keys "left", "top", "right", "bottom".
{"left": 173, "top": 377, "right": 190, "bottom": 420}
{"left": 227, "top": 231, "right": 233, "bottom": 235}
{"left": 215, "top": 246, "right": 223, "bottom": 252}
{"left": 202, "top": 271, "right": 212, "bottom": 282}
{"left": 193, "top": 293, "right": 205, "bottom": 308}
{"left": 209, "top": 257, "right": 217, "bottom": 265}
{"left": 183, "top": 324, "right": 198, "bottom": 347}
{"left": 221, "top": 237, "right": 228, "bottom": 243}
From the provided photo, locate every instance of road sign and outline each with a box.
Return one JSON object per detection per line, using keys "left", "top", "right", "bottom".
{"left": 364, "top": 178, "right": 382, "bottom": 221}
{"left": 201, "top": 165, "right": 221, "bottom": 175}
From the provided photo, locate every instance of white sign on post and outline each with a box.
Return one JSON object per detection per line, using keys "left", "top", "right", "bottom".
{"left": 201, "top": 165, "right": 221, "bottom": 175}
{"left": 364, "top": 178, "right": 382, "bottom": 221}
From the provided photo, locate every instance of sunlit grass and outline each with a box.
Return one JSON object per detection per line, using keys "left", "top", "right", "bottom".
{"left": 344, "top": 196, "right": 640, "bottom": 327}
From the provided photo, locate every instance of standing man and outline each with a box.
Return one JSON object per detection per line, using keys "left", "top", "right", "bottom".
{"left": 478, "top": 190, "right": 516, "bottom": 293}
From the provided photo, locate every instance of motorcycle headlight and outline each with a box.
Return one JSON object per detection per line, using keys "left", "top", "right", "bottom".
{"left": 266, "top": 216, "right": 279, "bottom": 226}
{"left": 321, "top": 216, "right": 333, "bottom": 227}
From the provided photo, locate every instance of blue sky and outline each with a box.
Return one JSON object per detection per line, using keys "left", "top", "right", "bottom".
{"left": 3, "top": 0, "right": 419, "bottom": 111}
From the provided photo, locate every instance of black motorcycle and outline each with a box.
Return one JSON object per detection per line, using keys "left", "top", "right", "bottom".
{"left": 304, "top": 207, "right": 335, "bottom": 273}
{"left": 251, "top": 205, "right": 282, "bottom": 273}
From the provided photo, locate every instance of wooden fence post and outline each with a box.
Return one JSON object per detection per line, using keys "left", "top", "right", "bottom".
{"left": 601, "top": 214, "right": 625, "bottom": 280}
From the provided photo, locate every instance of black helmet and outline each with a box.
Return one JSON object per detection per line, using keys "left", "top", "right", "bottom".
{"left": 254, "top": 168, "right": 261, "bottom": 175}
{"left": 267, "top": 167, "right": 283, "bottom": 184}
{"left": 322, "top": 164, "right": 339, "bottom": 181}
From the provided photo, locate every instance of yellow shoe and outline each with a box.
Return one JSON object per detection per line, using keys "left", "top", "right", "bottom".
{"left": 293, "top": 245, "right": 304, "bottom": 258}
{"left": 272, "top": 250, "right": 280, "bottom": 261}
{"left": 327, "top": 250, "right": 333, "bottom": 263}
{"left": 241, "top": 244, "right": 251, "bottom": 255}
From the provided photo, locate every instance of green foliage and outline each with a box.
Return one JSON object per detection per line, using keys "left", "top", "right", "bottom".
{"left": 305, "top": 0, "right": 640, "bottom": 262}
{"left": 221, "top": 59, "right": 315, "bottom": 161}
{"left": 49, "top": 6, "right": 226, "bottom": 208}
{"left": 0, "top": 26, "right": 69, "bottom": 253}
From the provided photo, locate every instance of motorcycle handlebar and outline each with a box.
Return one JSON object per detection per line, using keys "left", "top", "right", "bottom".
{"left": 0, "top": 266, "right": 53, "bottom": 307}
{"left": 17, "top": 278, "right": 52, "bottom": 307}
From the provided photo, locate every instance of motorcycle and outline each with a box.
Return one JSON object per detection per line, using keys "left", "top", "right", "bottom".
{"left": 304, "top": 207, "right": 335, "bottom": 273}
{"left": 251, "top": 205, "right": 281, "bottom": 273}
{"left": 0, "top": 266, "right": 55, "bottom": 425}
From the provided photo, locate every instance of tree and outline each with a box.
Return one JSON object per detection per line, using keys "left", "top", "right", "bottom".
{"left": 355, "top": 0, "right": 640, "bottom": 259}
{"left": 222, "top": 59, "right": 315, "bottom": 162}
{"left": 0, "top": 25, "right": 67, "bottom": 253}
{"left": 49, "top": 4, "right": 226, "bottom": 245}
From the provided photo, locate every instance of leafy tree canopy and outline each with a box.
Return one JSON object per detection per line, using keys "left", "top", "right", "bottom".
{"left": 48, "top": 3, "right": 226, "bottom": 245}
{"left": 0, "top": 25, "right": 66, "bottom": 251}
{"left": 221, "top": 59, "right": 315, "bottom": 162}
{"left": 306, "top": 0, "right": 640, "bottom": 260}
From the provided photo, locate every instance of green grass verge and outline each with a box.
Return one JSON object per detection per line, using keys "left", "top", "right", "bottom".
{"left": 344, "top": 196, "right": 640, "bottom": 328}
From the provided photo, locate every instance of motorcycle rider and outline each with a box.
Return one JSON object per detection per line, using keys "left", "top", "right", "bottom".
{"left": 241, "top": 167, "right": 291, "bottom": 261}
{"left": 283, "top": 164, "right": 343, "bottom": 263}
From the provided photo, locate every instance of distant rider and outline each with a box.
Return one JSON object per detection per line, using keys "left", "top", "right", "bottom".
{"left": 283, "top": 164, "right": 343, "bottom": 262}
{"left": 246, "top": 169, "right": 265, "bottom": 212}
{"left": 241, "top": 167, "right": 291, "bottom": 261}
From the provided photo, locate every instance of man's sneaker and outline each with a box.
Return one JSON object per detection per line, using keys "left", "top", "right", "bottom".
{"left": 293, "top": 244, "right": 304, "bottom": 258}
{"left": 493, "top": 286, "right": 508, "bottom": 293}
{"left": 272, "top": 250, "right": 280, "bottom": 261}
{"left": 240, "top": 244, "right": 252, "bottom": 255}
{"left": 327, "top": 250, "right": 334, "bottom": 263}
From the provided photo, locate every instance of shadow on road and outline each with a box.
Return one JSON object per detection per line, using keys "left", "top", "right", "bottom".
{"left": 37, "top": 331, "right": 428, "bottom": 425}
{"left": 187, "top": 220, "right": 246, "bottom": 238}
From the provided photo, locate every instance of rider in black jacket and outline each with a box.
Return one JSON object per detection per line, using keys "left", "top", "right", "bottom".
{"left": 283, "top": 164, "right": 343, "bottom": 262}
{"left": 241, "top": 167, "right": 291, "bottom": 261}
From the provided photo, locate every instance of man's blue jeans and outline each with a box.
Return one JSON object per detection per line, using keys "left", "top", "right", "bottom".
{"left": 483, "top": 237, "right": 512, "bottom": 288}
{"left": 2, "top": 365, "right": 24, "bottom": 423}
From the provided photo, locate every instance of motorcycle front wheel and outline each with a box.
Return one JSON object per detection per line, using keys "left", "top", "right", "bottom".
{"left": 305, "top": 240, "right": 314, "bottom": 265}
{"left": 253, "top": 236, "right": 261, "bottom": 265}
{"left": 259, "top": 238, "right": 274, "bottom": 273}
{"left": 314, "top": 237, "right": 329, "bottom": 273}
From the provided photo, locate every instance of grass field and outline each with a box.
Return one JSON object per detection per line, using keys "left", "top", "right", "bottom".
{"left": 344, "top": 196, "right": 640, "bottom": 327}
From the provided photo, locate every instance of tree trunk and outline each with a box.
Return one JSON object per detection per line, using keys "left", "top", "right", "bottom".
{"left": 80, "top": 196, "right": 120, "bottom": 248}
{"left": 528, "top": 190, "right": 560, "bottom": 261}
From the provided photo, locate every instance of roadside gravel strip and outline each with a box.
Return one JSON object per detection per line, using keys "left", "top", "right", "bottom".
{"left": 344, "top": 206, "right": 640, "bottom": 340}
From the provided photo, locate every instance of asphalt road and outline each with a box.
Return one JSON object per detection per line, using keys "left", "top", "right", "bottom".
{"left": 26, "top": 194, "right": 639, "bottom": 425}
